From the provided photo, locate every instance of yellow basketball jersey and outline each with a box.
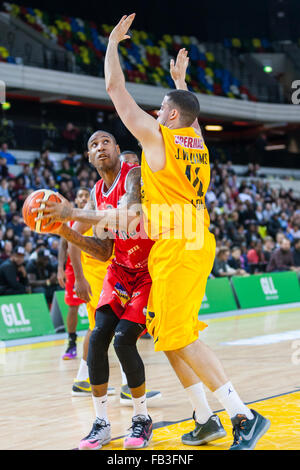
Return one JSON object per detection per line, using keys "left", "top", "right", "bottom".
{"left": 81, "top": 227, "right": 113, "bottom": 288}
{"left": 141, "top": 125, "right": 211, "bottom": 240}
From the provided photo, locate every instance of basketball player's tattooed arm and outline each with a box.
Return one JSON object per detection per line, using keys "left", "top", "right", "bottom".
{"left": 70, "top": 167, "right": 141, "bottom": 233}
{"left": 57, "top": 223, "right": 114, "bottom": 262}
{"left": 34, "top": 168, "right": 142, "bottom": 233}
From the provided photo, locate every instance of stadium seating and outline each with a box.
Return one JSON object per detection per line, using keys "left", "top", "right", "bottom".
{"left": 0, "top": 45, "right": 17, "bottom": 64}
{"left": 2, "top": 2, "right": 256, "bottom": 101}
{"left": 223, "top": 38, "right": 274, "bottom": 54}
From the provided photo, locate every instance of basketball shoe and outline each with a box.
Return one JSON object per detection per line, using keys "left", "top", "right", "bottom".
{"left": 123, "top": 415, "right": 153, "bottom": 449}
{"left": 120, "top": 384, "right": 162, "bottom": 405}
{"left": 182, "top": 412, "right": 226, "bottom": 445}
{"left": 230, "top": 409, "right": 270, "bottom": 450}
{"left": 62, "top": 343, "right": 77, "bottom": 360}
{"left": 72, "top": 378, "right": 116, "bottom": 397}
{"left": 79, "top": 418, "right": 111, "bottom": 450}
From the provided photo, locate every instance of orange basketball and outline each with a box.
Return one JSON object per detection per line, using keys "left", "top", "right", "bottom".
{"left": 22, "top": 189, "right": 63, "bottom": 233}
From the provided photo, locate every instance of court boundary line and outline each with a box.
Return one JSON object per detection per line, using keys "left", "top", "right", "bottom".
{"left": 109, "top": 388, "right": 300, "bottom": 441}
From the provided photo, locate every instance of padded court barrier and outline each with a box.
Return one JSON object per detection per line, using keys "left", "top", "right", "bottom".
{"left": 54, "top": 290, "right": 90, "bottom": 331}
{"left": 231, "top": 271, "right": 300, "bottom": 309}
{"left": 1, "top": 272, "right": 299, "bottom": 340}
{"left": 0, "top": 293, "right": 55, "bottom": 340}
{"left": 199, "top": 277, "right": 238, "bottom": 314}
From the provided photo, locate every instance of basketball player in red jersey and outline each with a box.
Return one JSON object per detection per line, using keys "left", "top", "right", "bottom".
{"left": 36, "top": 131, "right": 155, "bottom": 450}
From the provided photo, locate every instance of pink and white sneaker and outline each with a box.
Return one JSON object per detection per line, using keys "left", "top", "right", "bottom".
{"left": 124, "top": 415, "right": 153, "bottom": 449}
{"left": 79, "top": 418, "right": 111, "bottom": 450}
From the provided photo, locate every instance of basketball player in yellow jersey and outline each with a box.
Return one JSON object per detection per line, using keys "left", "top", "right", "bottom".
{"left": 104, "top": 14, "right": 270, "bottom": 450}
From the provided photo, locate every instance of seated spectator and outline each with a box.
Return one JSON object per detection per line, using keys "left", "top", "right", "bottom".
{"left": 228, "top": 246, "right": 249, "bottom": 276}
{"left": 26, "top": 247, "right": 59, "bottom": 305}
{"left": 0, "top": 142, "right": 16, "bottom": 165}
{"left": 0, "top": 178, "right": 11, "bottom": 202}
{"left": 3, "top": 227, "right": 19, "bottom": 248}
{"left": 255, "top": 203, "right": 265, "bottom": 225}
{"left": 56, "top": 158, "right": 75, "bottom": 181}
{"left": 0, "top": 246, "right": 28, "bottom": 295}
{"left": 0, "top": 157, "right": 9, "bottom": 179}
{"left": 18, "top": 163, "right": 32, "bottom": 189}
{"left": 288, "top": 223, "right": 300, "bottom": 242}
{"left": 267, "top": 213, "right": 282, "bottom": 239}
{"left": 262, "top": 236, "right": 275, "bottom": 263}
{"left": 19, "top": 226, "right": 35, "bottom": 247}
{"left": 212, "top": 247, "right": 244, "bottom": 277}
{"left": 28, "top": 239, "right": 48, "bottom": 261}
{"left": 247, "top": 240, "right": 267, "bottom": 274}
{"left": 245, "top": 222, "right": 262, "bottom": 247}
{"left": 62, "top": 122, "right": 80, "bottom": 152}
{"left": 39, "top": 149, "right": 54, "bottom": 173}
{"left": 266, "top": 238, "right": 297, "bottom": 272}
{"left": 292, "top": 238, "right": 300, "bottom": 268}
{"left": 275, "top": 231, "right": 285, "bottom": 248}
{"left": 262, "top": 202, "right": 275, "bottom": 221}
{"left": 24, "top": 241, "right": 33, "bottom": 262}
{"left": 6, "top": 213, "right": 24, "bottom": 238}
{"left": 0, "top": 240, "right": 13, "bottom": 263}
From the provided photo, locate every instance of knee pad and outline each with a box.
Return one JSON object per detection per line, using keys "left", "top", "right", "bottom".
{"left": 113, "top": 321, "right": 146, "bottom": 388}
{"left": 87, "top": 325, "right": 114, "bottom": 385}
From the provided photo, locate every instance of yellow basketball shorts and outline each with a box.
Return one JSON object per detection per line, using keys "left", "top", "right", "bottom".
{"left": 146, "top": 230, "right": 216, "bottom": 352}
{"left": 86, "top": 302, "right": 96, "bottom": 331}
{"left": 82, "top": 264, "right": 108, "bottom": 331}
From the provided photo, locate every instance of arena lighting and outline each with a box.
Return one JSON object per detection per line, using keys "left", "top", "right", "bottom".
{"left": 204, "top": 125, "right": 223, "bottom": 131}
{"left": 1, "top": 102, "right": 11, "bottom": 110}
{"left": 59, "top": 100, "right": 82, "bottom": 106}
{"left": 232, "top": 121, "right": 249, "bottom": 126}
{"left": 264, "top": 65, "right": 273, "bottom": 73}
{"left": 265, "top": 144, "right": 286, "bottom": 150}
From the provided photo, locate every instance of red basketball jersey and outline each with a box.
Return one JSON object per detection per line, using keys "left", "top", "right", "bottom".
{"left": 91, "top": 162, "right": 154, "bottom": 270}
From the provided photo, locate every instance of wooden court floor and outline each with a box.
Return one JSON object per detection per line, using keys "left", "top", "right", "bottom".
{"left": 0, "top": 305, "right": 300, "bottom": 450}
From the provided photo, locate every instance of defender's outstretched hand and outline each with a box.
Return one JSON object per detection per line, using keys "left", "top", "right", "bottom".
{"left": 109, "top": 14, "right": 136, "bottom": 44}
{"left": 170, "top": 48, "right": 189, "bottom": 88}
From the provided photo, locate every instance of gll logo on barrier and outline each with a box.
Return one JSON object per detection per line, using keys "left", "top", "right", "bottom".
{"left": 291, "top": 80, "right": 300, "bottom": 104}
{"left": 0, "top": 81, "right": 6, "bottom": 104}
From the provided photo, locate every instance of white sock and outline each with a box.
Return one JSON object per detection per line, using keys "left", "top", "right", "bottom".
{"left": 76, "top": 359, "right": 89, "bottom": 381}
{"left": 185, "top": 382, "right": 213, "bottom": 424}
{"left": 132, "top": 394, "right": 148, "bottom": 418}
{"left": 92, "top": 395, "right": 109, "bottom": 423}
{"left": 213, "top": 382, "right": 254, "bottom": 420}
{"left": 120, "top": 364, "right": 127, "bottom": 386}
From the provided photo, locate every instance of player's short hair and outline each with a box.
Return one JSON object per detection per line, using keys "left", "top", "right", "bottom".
{"left": 120, "top": 150, "right": 138, "bottom": 157}
{"left": 165, "top": 90, "right": 200, "bottom": 126}
{"left": 87, "top": 130, "right": 117, "bottom": 148}
{"left": 76, "top": 187, "right": 90, "bottom": 196}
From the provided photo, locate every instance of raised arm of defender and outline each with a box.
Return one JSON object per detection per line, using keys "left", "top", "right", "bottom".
{"left": 104, "top": 14, "right": 164, "bottom": 171}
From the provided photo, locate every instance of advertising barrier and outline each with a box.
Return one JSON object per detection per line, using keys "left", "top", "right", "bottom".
{"left": 199, "top": 277, "right": 238, "bottom": 314}
{"left": 1, "top": 272, "right": 299, "bottom": 341}
{"left": 0, "top": 293, "right": 55, "bottom": 340}
{"left": 55, "top": 290, "right": 89, "bottom": 331}
{"left": 231, "top": 272, "right": 300, "bottom": 309}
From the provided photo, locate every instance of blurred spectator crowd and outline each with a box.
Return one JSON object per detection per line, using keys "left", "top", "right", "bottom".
{"left": 208, "top": 161, "right": 300, "bottom": 278}
{"left": 0, "top": 136, "right": 104, "bottom": 304}
{"left": 0, "top": 138, "right": 299, "bottom": 302}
